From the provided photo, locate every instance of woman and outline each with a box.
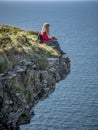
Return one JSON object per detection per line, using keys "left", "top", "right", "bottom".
{"left": 41, "top": 23, "right": 66, "bottom": 55}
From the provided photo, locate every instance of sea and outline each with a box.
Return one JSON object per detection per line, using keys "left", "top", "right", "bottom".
{"left": 0, "top": 1, "right": 98, "bottom": 130}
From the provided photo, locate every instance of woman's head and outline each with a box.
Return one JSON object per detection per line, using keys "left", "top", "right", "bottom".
{"left": 41, "top": 23, "right": 50, "bottom": 35}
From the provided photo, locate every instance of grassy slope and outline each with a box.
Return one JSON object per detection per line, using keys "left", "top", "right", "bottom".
{"left": 0, "top": 25, "right": 60, "bottom": 73}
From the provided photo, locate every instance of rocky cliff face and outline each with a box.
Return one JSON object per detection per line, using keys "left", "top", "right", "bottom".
{"left": 0, "top": 25, "right": 71, "bottom": 130}
{"left": 0, "top": 57, "right": 70, "bottom": 130}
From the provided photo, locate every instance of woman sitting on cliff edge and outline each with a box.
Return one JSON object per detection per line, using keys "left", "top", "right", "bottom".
{"left": 41, "top": 23, "right": 66, "bottom": 55}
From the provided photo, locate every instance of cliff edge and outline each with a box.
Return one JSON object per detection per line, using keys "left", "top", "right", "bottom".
{"left": 0, "top": 25, "right": 71, "bottom": 130}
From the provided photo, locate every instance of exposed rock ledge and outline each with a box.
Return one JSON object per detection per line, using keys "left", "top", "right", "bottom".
{"left": 0, "top": 56, "right": 70, "bottom": 130}
{"left": 0, "top": 25, "right": 71, "bottom": 130}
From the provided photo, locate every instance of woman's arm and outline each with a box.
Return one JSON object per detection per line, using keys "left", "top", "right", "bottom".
{"left": 42, "top": 31, "right": 53, "bottom": 42}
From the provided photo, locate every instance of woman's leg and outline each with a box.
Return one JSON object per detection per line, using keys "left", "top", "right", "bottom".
{"left": 46, "top": 40, "right": 61, "bottom": 51}
{"left": 46, "top": 40, "right": 66, "bottom": 55}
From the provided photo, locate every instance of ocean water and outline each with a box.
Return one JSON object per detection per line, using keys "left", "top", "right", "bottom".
{"left": 0, "top": 1, "right": 98, "bottom": 130}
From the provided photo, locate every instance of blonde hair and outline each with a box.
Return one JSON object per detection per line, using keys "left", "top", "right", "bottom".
{"left": 41, "top": 23, "right": 50, "bottom": 35}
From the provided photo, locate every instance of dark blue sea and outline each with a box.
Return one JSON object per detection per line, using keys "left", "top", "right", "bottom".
{"left": 0, "top": 1, "right": 98, "bottom": 130}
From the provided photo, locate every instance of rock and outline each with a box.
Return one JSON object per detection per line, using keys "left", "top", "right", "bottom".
{"left": 13, "top": 65, "right": 26, "bottom": 73}
{"left": 19, "top": 59, "right": 33, "bottom": 66}
{"left": 0, "top": 96, "right": 3, "bottom": 109}
{"left": 0, "top": 56, "right": 71, "bottom": 129}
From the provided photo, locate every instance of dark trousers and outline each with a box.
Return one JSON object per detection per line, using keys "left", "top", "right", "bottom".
{"left": 46, "top": 40, "right": 62, "bottom": 51}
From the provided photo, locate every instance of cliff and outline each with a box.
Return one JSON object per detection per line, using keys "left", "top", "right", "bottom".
{"left": 0, "top": 25, "right": 71, "bottom": 130}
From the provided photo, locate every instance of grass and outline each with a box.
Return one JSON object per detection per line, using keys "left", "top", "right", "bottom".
{"left": 0, "top": 25, "right": 60, "bottom": 73}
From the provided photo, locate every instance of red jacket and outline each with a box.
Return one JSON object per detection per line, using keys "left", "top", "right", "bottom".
{"left": 41, "top": 31, "right": 53, "bottom": 43}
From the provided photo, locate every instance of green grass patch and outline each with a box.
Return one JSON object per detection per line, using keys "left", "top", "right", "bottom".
{"left": 0, "top": 25, "right": 60, "bottom": 73}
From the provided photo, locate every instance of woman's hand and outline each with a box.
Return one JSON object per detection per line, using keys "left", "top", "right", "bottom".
{"left": 51, "top": 36, "right": 57, "bottom": 40}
